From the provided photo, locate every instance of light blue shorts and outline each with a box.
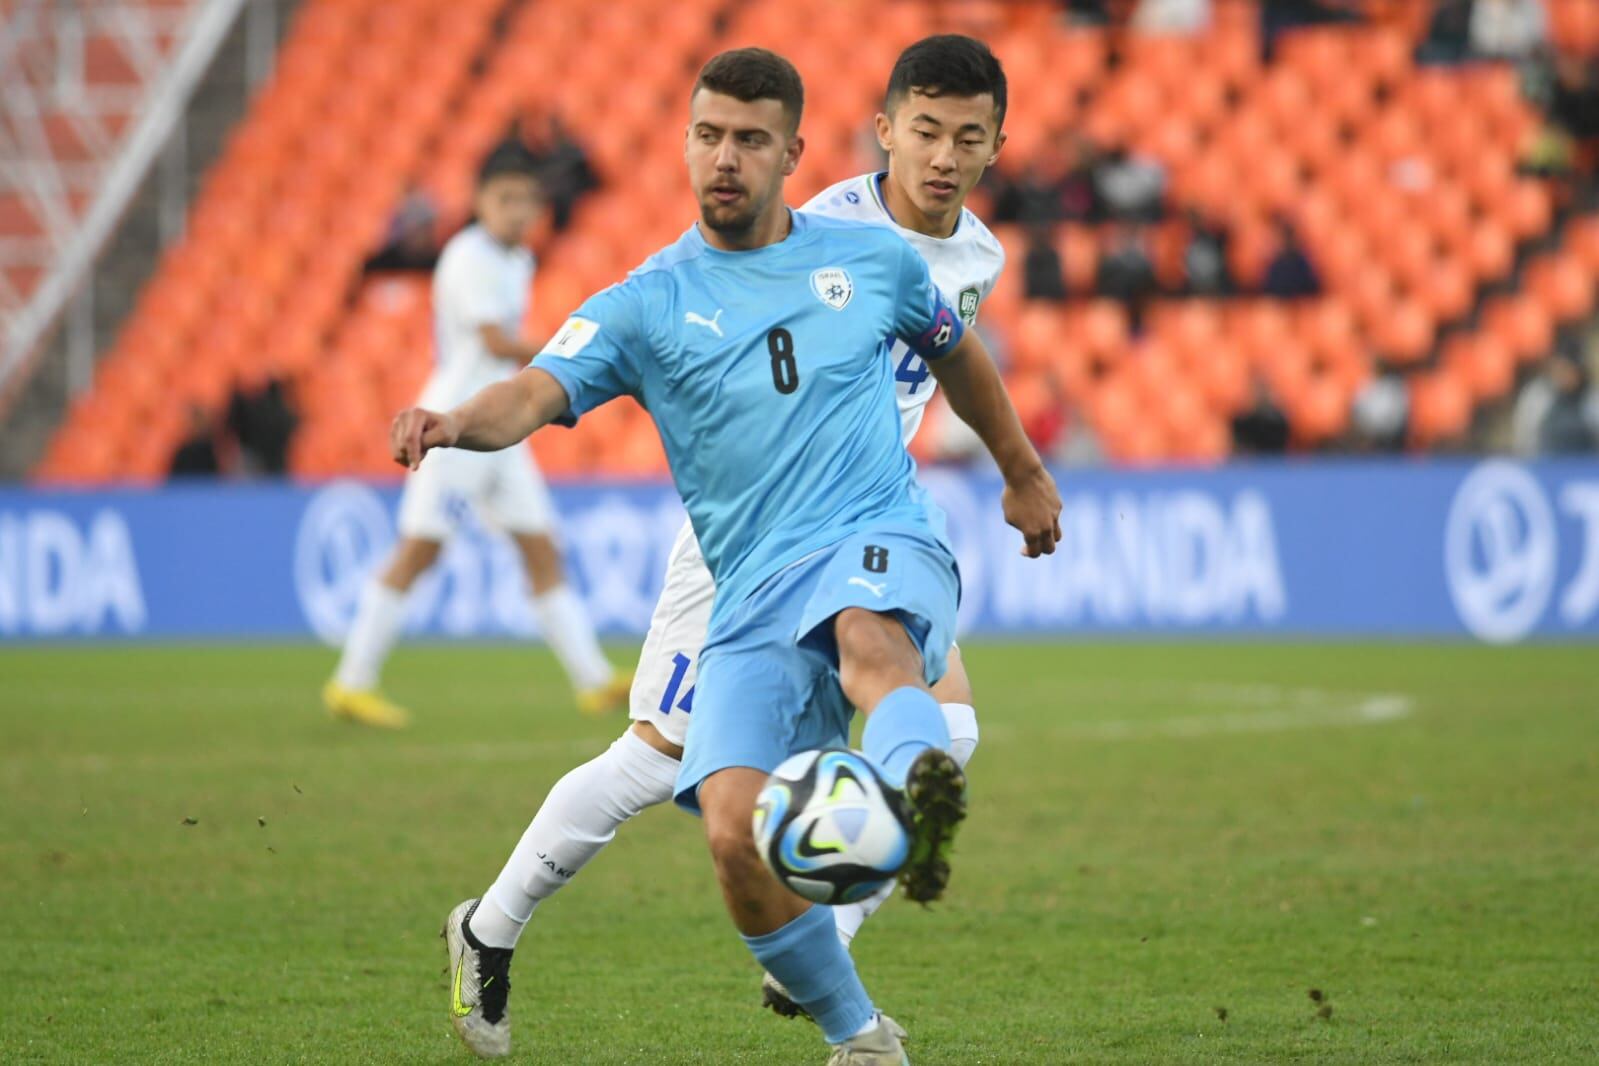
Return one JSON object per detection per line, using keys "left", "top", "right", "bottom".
{"left": 673, "top": 525, "right": 959, "bottom": 813}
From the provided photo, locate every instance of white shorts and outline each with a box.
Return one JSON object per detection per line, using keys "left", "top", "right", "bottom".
{"left": 395, "top": 445, "right": 555, "bottom": 540}
{"left": 629, "top": 521, "right": 714, "bottom": 747}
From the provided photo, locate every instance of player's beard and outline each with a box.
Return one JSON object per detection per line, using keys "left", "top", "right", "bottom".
{"left": 699, "top": 183, "right": 767, "bottom": 237}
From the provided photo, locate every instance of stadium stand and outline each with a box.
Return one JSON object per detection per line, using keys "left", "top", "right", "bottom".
{"left": 28, "top": 0, "right": 1599, "bottom": 481}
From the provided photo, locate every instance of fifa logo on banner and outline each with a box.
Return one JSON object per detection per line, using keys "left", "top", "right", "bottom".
{"left": 1445, "top": 461, "right": 1599, "bottom": 643}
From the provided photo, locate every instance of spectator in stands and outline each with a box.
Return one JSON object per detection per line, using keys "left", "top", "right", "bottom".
{"left": 227, "top": 373, "right": 297, "bottom": 476}
{"left": 169, "top": 405, "right": 221, "bottom": 478}
{"left": 363, "top": 185, "right": 439, "bottom": 273}
{"left": 1550, "top": 54, "right": 1599, "bottom": 191}
{"left": 1133, "top": 0, "right": 1210, "bottom": 34}
{"left": 1097, "top": 223, "right": 1159, "bottom": 309}
{"left": 991, "top": 133, "right": 1100, "bottom": 224}
{"left": 1536, "top": 356, "right": 1599, "bottom": 454}
{"left": 1057, "top": 135, "right": 1102, "bottom": 221}
{"left": 1470, "top": 0, "right": 1548, "bottom": 61}
{"left": 1417, "top": 0, "right": 1475, "bottom": 64}
{"left": 1094, "top": 141, "right": 1165, "bottom": 223}
{"left": 1062, "top": 0, "right": 1113, "bottom": 27}
{"left": 1182, "top": 208, "right": 1235, "bottom": 296}
{"left": 1023, "top": 224, "right": 1068, "bottom": 301}
{"left": 1262, "top": 0, "right": 1364, "bottom": 60}
{"left": 1231, "top": 383, "right": 1291, "bottom": 454}
{"left": 1350, "top": 374, "right": 1410, "bottom": 452}
{"left": 513, "top": 114, "right": 599, "bottom": 232}
{"left": 1020, "top": 372, "right": 1096, "bottom": 463}
{"left": 1263, "top": 215, "right": 1322, "bottom": 299}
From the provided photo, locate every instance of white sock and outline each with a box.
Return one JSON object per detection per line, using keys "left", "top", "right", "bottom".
{"left": 333, "top": 580, "right": 407, "bottom": 690}
{"left": 833, "top": 879, "right": 896, "bottom": 946}
{"left": 532, "top": 584, "right": 614, "bottom": 691}
{"left": 477, "top": 730, "right": 679, "bottom": 949}
{"left": 834, "top": 702, "right": 981, "bottom": 947}
{"left": 941, "top": 702, "right": 979, "bottom": 769}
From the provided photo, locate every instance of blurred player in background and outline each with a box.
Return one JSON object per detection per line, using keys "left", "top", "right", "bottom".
{"left": 428, "top": 38, "right": 1028, "bottom": 1063}
{"left": 324, "top": 145, "right": 628, "bottom": 729}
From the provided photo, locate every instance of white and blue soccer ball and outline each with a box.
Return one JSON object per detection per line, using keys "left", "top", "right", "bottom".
{"left": 752, "top": 748, "right": 912, "bottom": 905}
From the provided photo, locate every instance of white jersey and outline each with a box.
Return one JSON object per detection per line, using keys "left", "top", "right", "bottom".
{"left": 418, "top": 223, "right": 534, "bottom": 410}
{"left": 800, "top": 172, "right": 1005, "bottom": 442}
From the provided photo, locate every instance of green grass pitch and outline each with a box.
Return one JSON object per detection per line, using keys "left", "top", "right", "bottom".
{"left": 2, "top": 642, "right": 1596, "bottom": 1064}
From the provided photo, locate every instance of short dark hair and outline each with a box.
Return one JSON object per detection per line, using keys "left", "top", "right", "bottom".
{"left": 885, "top": 34, "right": 1007, "bottom": 130}
{"left": 693, "top": 48, "right": 804, "bottom": 134}
{"left": 477, "top": 141, "right": 539, "bottom": 187}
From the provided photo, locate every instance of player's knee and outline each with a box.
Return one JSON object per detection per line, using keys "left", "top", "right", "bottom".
{"left": 700, "top": 774, "right": 758, "bottom": 868}
{"left": 516, "top": 533, "right": 564, "bottom": 592}
{"left": 704, "top": 811, "right": 759, "bottom": 882}
{"left": 835, "top": 607, "right": 922, "bottom": 706}
{"left": 931, "top": 647, "right": 974, "bottom": 705}
{"left": 383, "top": 538, "right": 441, "bottom": 587}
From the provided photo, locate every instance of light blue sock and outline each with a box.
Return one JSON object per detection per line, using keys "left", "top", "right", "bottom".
{"left": 863, "top": 685, "right": 950, "bottom": 788}
{"left": 741, "top": 904, "right": 875, "bottom": 1043}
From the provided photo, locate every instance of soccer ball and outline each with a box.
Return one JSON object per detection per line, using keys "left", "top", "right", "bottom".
{"left": 752, "top": 748, "right": 912, "bottom": 905}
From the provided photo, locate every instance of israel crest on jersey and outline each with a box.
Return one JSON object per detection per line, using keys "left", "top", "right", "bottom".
{"left": 958, "top": 287, "right": 980, "bottom": 326}
{"left": 810, "top": 267, "right": 853, "bottom": 311}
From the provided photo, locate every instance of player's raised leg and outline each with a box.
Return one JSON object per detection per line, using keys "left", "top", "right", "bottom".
{"left": 763, "top": 523, "right": 971, "bottom": 910}
{"left": 828, "top": 646, "right": 976, "bottom": 947}
{"left": 858, "top": 664, "right": 968, "bottom": 908}
{"left": 324, "top": 536, "right": 440, "bottom": 728}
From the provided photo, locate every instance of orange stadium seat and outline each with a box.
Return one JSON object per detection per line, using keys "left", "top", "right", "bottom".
{"left": 1442, "top": 333, "right": 1516, "bottom": 404}
{"left": 1408, "top": 370, "right": 1474, "bottom": 447}
{"left": 1483, "top": 295, "right": 1557, "bottom": 365}
{"left": 1526, "top": 253, "right": 1598, "bottom": 323}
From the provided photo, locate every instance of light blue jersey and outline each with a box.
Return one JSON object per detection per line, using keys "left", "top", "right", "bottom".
{"left": 536, "top": 210, "right": 965, "bottom": 625}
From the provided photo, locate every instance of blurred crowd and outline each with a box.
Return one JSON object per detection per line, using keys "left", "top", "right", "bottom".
{"left": 170, "top": 1, "right": 1598, "bottom": 479}
{"left": 170, "top": 374, "right": 298, "bottom": 478}
{"left": 916, "top": 0, "right": 1599, "bottom": 467}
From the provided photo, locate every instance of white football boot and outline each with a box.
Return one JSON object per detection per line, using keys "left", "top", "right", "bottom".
{"left": 442, "top": 899, "right": 514, "bottom": 1059}
{"left": 826, "top": 1013, "right": 911, "bottom": 1065}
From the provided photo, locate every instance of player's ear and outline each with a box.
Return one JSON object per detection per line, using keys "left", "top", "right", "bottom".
{"left": 874, "top": 112, "right": 892, "bottom": 154}
{"left": 782, "top": 133, "right": 804, "bottom": 177}
{"left": 987, "top": 128, "right": 1007, "bottom": 169}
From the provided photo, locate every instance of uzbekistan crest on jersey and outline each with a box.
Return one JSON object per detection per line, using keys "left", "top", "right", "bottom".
{"left": 958, "top": 287, "right": 980, "bottom": 326}
{"left": 810, "top": 267, "right": 853, "bottom": 311}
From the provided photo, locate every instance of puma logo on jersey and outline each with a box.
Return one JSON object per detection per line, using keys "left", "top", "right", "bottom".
{"left": 684, "top": 309, "right": 724, "bottom": 337}
{"left": 848, "top": 576, "right": 887, "bottom": 598}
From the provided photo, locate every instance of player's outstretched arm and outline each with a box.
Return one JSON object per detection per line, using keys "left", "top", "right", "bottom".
{"left": 390, "top": 366, "right": 571, "bottom": 470}
{"left": 929, "top": 331, "right": 1063, "bottom": 557}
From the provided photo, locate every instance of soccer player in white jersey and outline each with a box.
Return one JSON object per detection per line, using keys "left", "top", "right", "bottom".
{"left": 323, "top": 145, "right": 628, "bottom": 728}
{"left": 444, "top": 34, "right": 1013, "bottom": 1027}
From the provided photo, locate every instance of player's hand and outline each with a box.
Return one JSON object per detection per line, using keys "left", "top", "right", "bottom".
{"left": 390, "top": 407, "right": 459, "bottom": 470}
{"left": 1002, "top": 464, "right": 1063, "bottom": 558}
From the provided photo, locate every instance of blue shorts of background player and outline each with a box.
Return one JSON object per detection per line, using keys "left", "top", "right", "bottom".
{"left": 674, "top": 523, "right": 961, "bottom": 813}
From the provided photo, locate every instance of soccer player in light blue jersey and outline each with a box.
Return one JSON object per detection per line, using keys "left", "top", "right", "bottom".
{"left": 397, "top": 49, "right": 1060, "bottom": 1064}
